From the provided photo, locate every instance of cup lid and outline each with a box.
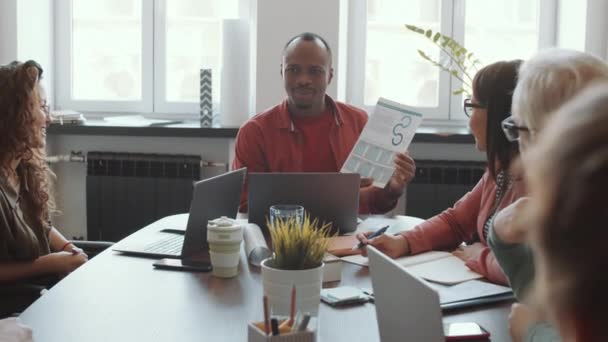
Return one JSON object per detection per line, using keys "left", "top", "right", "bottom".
{"left": 208, "top": 216, "right": 239, "bottom": 228}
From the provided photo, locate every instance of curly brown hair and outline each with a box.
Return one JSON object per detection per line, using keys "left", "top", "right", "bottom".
{"left": 0, "top": 60, "right": 55, "bottom": 231}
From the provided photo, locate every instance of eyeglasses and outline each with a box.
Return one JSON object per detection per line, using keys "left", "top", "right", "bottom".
{"left": 501, "top": 116, "right": 530, "bottom": 142}
{"left": 463, "top": 98, "right": 485, "bottom": 117}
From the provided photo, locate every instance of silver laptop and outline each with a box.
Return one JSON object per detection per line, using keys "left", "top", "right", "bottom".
{"left": 368, "top": 246, "right": 444, "bottom": 342}
{"left": 113, "top": 168, "right": 246, "bottom": 259}
{"left": 248, "top": 173, "right": 360, "bottom": 235}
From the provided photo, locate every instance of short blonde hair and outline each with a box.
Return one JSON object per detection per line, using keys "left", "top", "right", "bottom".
{"left": 528, "top": 82, "right": 608, "bottom": 338}
{"left": 512, "top": 49, "right": 608, "bottom": 132}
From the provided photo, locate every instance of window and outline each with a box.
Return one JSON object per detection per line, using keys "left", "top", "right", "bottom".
{"left": 56, "top": 0, "right": 239, "bottom": 114}
{"left": 349, "top": 0, "right": 555, "bottom": 125}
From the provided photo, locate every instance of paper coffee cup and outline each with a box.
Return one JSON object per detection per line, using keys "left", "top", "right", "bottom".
{"left": 207, "top": 216, "right": 243, "bottom": 278}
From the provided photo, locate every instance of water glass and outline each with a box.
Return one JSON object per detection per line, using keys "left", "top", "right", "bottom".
{"left": 269, "top": 204, "right": 304, "bottom": 228}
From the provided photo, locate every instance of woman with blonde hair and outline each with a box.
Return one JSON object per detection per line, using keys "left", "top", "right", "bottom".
{"left": 488, "top": 49, "right": 608, "bottom": 341}
{"left": 526, "top": 83, "right": 608, "bottom": 341}
{"left": 0, "top": 60, "right": 87, "bottom": 315}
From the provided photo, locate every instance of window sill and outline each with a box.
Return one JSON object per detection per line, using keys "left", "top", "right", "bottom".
{"left": 47, "top": 115, "right": 474, "bottom": 144}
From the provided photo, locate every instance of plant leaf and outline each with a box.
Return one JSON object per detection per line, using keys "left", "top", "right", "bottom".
{"left": 425, "top": 29, "right": 432, "bottom": 38}
{"left": 433, "top": 32, "right": 440, "bottom": 43}
{"left": 405, "top": 24, "right": 424, "bottom": 34}
{"left": 452, "top": 88, "right": 466, "bottom": 95}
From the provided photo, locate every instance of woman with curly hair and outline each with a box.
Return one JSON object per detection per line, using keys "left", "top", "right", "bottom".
{"left": 0, "top": 61, "right": 87, "bottom": 289}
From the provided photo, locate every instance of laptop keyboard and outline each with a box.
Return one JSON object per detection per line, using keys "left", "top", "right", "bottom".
{"left": 143, "top": 235, "right": 184, "bottom": 255}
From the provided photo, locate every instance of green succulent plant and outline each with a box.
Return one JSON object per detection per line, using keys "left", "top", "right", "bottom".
{"left": 405, "top": 24, "right": 482, "bottom": 96}
{"left": 267, "top": 213, "right": 333, "bottom": 270}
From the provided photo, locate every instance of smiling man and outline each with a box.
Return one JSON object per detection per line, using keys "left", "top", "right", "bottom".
{"left": 232, "top": 32, "right": 416, "bottom": 214}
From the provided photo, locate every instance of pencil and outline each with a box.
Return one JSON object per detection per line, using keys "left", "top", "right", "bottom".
{"left": 263, "top": 295, "right": 270, "bottom": 335}
{"left": 288, "top": 285, "right": 296, "bottom": 326}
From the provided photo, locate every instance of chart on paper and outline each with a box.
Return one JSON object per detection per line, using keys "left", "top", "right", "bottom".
{"left": 341, "top": 97, "right": 423, "bottom": 188}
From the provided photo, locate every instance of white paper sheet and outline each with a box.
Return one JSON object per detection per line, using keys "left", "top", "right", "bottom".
{"left": 341, "top": 97, "right": 423, "bottom": 187}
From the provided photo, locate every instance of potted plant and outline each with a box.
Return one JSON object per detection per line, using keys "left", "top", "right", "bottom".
{"left": 405, "top": 24, "right": 482, "bottom": 96}
{"left": 261, "top": 213, "right": 332, "bottom": 316}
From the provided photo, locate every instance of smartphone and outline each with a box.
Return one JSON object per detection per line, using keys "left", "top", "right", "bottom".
{"left": 153, "top": 258, "right": 212, "bottom": 272}
{"left": 444, "top": 322, "right": 490, "bottom": 341}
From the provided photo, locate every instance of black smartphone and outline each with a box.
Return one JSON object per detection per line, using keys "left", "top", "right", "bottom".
{"left": 444, "top": 322, "right": 490, "bottom": 340}
{"left": 153, "top": 258, "right": 212, "bottom": 272}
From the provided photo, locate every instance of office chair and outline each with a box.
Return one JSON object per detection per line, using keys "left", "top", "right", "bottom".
{"left": 0, "top": 240, "right": 114, "bottom": 318}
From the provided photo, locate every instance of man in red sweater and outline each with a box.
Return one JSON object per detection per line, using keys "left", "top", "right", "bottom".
{"left": 232, "top": 32, "right": 416, "bottom": 214}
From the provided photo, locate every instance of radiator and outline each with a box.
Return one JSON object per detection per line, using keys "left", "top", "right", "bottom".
{"left": 86, "top": 152, "right": 227, "bottom": 242}
{"left": 405, "top": 160, "right": 486, "bottom": 219}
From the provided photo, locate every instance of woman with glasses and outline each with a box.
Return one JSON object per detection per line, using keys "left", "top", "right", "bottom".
{"left": 486, "top": 49, "right": 608, "bottom": 342}
{"left": 0, "top": 61, "right": 88, "bottom": 316}
{"left": 357, "top": 60, "right": 523, "bottom": 286}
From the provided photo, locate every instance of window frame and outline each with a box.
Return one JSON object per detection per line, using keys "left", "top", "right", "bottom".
{"left": 55, "top": 0, "right": 154, "bottom": 113}
{"left": 347, "top": 0, "right": 557, "bottom": 127}
{"left": 55, "top": 0, "right": 230, "bottom": 116}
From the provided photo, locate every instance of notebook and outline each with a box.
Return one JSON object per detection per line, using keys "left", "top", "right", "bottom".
{"left": 327, "top": 235, "right": 360, "bottom": 257}
{"left": 342, "top": 250, "right": 482, "bottom": 285}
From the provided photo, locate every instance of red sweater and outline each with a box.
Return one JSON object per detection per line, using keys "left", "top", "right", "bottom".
{"left": 401, "top": 170, "right": 526, "bottom": 285}
{"left": 232, "top": 95, "right": 402, "bottom": 214}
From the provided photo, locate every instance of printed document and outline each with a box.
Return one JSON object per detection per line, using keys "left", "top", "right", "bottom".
{"left": 341, "top": 97, "right": 423, "bottom": 187}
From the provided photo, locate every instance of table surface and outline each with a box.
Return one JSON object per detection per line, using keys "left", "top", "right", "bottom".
{"left": 20, "top": 215, "right": 512, "bottom": 342}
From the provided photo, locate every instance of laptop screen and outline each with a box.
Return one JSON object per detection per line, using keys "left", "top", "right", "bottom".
{"left": 247, "top": 172, "right": 359, "bottom": 235}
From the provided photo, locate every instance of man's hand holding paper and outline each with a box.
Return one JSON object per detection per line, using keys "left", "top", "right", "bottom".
{"left": 341, "top": 97, "right": 422, "bottom": 188}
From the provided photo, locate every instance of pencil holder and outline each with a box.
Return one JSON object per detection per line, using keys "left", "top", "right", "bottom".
{"left": 247, "top": 322, "right": 315, "bottom": 342}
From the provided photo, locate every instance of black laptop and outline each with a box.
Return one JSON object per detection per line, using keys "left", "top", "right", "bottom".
{"left": 113, "top": 168, "right": 246, "bottom": 260}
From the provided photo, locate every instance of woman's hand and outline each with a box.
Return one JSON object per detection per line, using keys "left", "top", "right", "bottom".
{"left": 356, "top": 232, "right": 410, "bottom": 258}
{"left": 38, "top": 251, "right": 88, "bottom": 275}
{"left": 452, "top": 242, "right": 485, "bottom": 262}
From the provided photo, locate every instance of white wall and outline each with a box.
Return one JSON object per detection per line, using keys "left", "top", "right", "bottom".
{"left": 0, "top": 0, "right": 54, "bottom": 102}
{"left": 557, "top": 0, "right": 608, "bottom": 60}
{"left": 0, "top": 0, "right": 18, "bottom": 64}
{"left": 17, "top": 0, "right": 55, "bottom": 103}
{"left": 252, "top": 0, "right": 342, "bottom": 112}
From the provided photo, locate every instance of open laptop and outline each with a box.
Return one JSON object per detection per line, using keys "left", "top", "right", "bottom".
{"left": 248, "top": 172, "right": 360, "bottom": 235}
{"left": 368, "top": 246, "right": 444, "bottom": 342}
{"left": 113, "top": 168, "right": 246, "bottom": 260}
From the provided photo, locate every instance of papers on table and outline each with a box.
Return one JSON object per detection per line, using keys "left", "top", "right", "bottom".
{"left": 50, "top": 110, "right": 86, "bottom": 125}
{"left": 342, "top": 250, "right": 483, "bottom": 285}
{"left": 341, "top": 97, "right": 423, "bottom": 188}
{"left": 356, "top": 216, "right": 425, "bottom": 235}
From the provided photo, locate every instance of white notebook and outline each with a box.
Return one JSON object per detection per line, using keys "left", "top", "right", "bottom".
{"left": 341, "top": 250, "right": 482, "bottom": 285}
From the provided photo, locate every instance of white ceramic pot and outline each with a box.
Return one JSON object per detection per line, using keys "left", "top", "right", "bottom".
{"left": 261, "top": 258, "right": 324, "bottom": 316}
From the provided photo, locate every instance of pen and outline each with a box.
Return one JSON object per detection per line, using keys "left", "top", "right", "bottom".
{"left": 288, "top": 285, "right": 296, "bottom": 326}
{"left": 352, "top": 225, "right": 390, "bottom": 250}
{"left": 263, "top": 296, "right": 270, "bottom": 335}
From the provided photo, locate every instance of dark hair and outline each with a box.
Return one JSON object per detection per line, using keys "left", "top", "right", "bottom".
{"left": 283, "top": 32, "right": 332, "bottom": 65}
{"left": 472, "top": 60, "right": 522, "bottom": 182}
